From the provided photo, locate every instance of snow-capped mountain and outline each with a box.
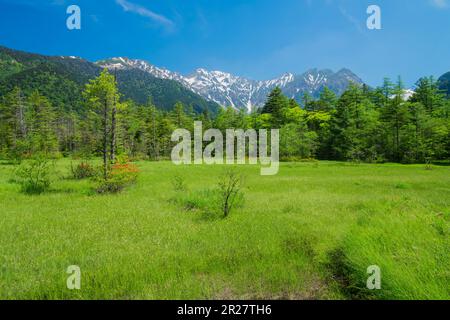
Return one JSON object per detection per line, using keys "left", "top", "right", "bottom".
{"left": 390, "top": 89, "right": 415, "bottom": 101}
{"left": 96, "top": 57, "right": 185, "bottom": 82}
{"left": 402, "top": 89, "right": 415, "bottom": 100}
{"left": 97, "top": 57, "right": 364, "bottom": 111}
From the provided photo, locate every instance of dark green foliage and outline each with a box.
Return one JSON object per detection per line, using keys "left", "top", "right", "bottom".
{"left": 0, "top": 87, "right": 28, "bottom": 160}
{"left": 438, "top": 72, "right": 450, "bottom": 96}
{"left": 316, "top": 87, "right": 337, "bottom": 112}
{"left": 0, "top": 51, "right": 24, "bottom": 81}
{"left": 261, "top": 87, "right": 289, "bottom": 127}
{"left": 329, "top": 84, "right": 382, "bottom": 161}
{"left": 0, "top": 64, "right": 84, "bottom": 113}
{"left": 27, "top": 91, "right": 59, "bottom": 155}
{"left": 0, "top": 46, "right": 449, "bottom": 164}
{"left": 71, "top": 161, "right": 95, "bottom": 179}
{"left": 115, "top": 69, "right": 220, "bottom": 114}
{"left": 280, "top": 123, "right": 317, "bottom": 159}
{"left": 0, "top": 46, "right": 220, "bottom": 115}
{"left": 13, "top": 156, "right": 54, "bottom": 194}
{"left": 411, "top": 77, "right": 446, "bottom": 114}
{"left": 94, "top": 179, "right": 126, "bottom": 194}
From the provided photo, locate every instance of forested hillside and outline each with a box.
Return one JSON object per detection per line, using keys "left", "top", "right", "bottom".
{"left": 0, "top": 63, "right": 448, "bottom": 164}
{"left": 438, "top": 72, "right": 450, "bottom": 96}
{"left": 0, "top": 46, "right": 220, "bottom": 114}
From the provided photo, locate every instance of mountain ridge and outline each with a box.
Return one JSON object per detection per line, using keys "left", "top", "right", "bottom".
{"left": 97, "top": 57, "right": 365, "bottom": 111}
{"left": 0, "top": 45, "right": 366, "bottom": 112}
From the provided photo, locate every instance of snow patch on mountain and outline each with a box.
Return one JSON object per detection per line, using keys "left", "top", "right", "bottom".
{"left": 97, "top": 58, "right": 364, "bottom": 111}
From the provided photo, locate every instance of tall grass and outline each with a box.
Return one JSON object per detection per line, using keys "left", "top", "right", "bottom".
{"left": 0, "top": 160, "right": 448, "bottom": 299}
{"left": 335, "top": 210, "right": 449, "bottom": 299}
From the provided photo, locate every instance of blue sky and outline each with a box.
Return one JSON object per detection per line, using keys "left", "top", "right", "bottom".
{"left": 0, "top": 0, "right": 449, "bottom": 87}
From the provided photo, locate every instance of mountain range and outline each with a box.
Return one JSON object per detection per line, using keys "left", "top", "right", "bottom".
{"left": 1, "top": 45, "right": 448, "bottom": 114}
{"left": 97, "top": 57, "right": 364, "bottom": 111}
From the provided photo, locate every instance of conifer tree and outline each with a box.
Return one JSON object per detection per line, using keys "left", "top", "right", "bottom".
{"left": 261, "top": 87, "right": 288, "bottom": 127}
{"left": 411, "top": 77, "right": 445, "bottom": 114}
{"left": 381, "top": 77, "right": 411, "bottom": 162}
{"left": 27, "top": 91, "right": 58, "bottom": 156}
{"left": 317, "top": 87, "right": 337, "bottom": 112}
{"left": 83, "top": 69, "right": 120, "bottom": 179}
{"left": 0, "top": 87, "right": 29, "bottom": 160}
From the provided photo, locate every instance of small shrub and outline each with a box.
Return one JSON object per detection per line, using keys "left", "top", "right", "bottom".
{"left": 13, "top": 156, "right": 54, "bottom": 194}
{"left": 171, "top": 175, "right": 187, "bottom": 192}
{"left": 425, "top": 158, "right": 434, "bottom": 171}
{"left": 172, "top": 170, "right": 245, "bottom": 219}
{"left": 110, "top": 162, "right": 139, "bottom": 184}
{"left": 71, "top": 161, "right": 95, "bottom": 179}
{"left": 218, "top": 169, "right": 244, "bottom": 218}
{"left": 95, "top": 178, "right": 126, "bottom": 194}
{"left": 94, "top": 161, "right": 139, "bottom": 194}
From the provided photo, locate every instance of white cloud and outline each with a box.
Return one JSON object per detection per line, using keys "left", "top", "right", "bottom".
{"left": 116, "top": 0, "right": 174, "bottom": 28}
{"left": 430, "top": 0, "right": 449, "bottom": 8}
{"left": 339, "top": 7, "right": 364, "bottom": 34}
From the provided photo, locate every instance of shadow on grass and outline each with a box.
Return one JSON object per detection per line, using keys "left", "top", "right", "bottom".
{"left": 169, "top": 189, "right": 224, "bottom": 222}
{"left": 169, "top": 188, "right": 246, "bottom": 222}
{"left": 325, "top": 247, "right": 377, "bottom": 300}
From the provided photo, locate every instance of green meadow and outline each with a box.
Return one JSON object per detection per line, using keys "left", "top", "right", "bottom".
{"left": 0, "top": 160, "right": 449, "bottom": 300}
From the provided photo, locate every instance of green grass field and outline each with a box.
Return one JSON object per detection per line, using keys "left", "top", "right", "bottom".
{"left": 0, "top": 160, "right": 449, "bottom": 300}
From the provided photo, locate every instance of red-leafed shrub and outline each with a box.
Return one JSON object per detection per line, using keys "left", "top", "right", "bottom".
{"left": 95, "top": 158, "right": 139, "bottom": 194}
{"left": 71, "top": 161, "right": 95, "bottom": 179}
{"left": 110, "top": 163, "right": 139, "bottom": 184}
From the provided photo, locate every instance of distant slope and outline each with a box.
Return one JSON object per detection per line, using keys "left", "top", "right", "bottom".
{"left": 115, "top": 68, "right": 220, "bottom": 114}
{"left": 98, "top": 57, "right": 365, "bottom": 111}
{"left": 438, "top": 71, "right": 450, "bottom": 96}
{"left": 0, "top": 46, "right": 220, "bottom": 114}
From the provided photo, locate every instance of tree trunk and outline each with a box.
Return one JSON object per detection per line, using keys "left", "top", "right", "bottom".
{"left": 110, "top": 96, "right": 116, "bottom": 162}
{"left": 17, "top": 89, "right": 26, "bottom": 138}
{"left": 152, "top": 109, "right": 159, "bottom": 161}
{"left": 110, "top": 70, "right": 117, "bottom": 163}
{"left": 395, "top": 117, "right": 400, "bottom": 162}
{"left": 103, "top": 100, "right": 108, "bottom": 180}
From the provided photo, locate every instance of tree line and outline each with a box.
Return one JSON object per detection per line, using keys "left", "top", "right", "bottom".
{"left": 0, "top": 69, "right": 449, "bottom": 164}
